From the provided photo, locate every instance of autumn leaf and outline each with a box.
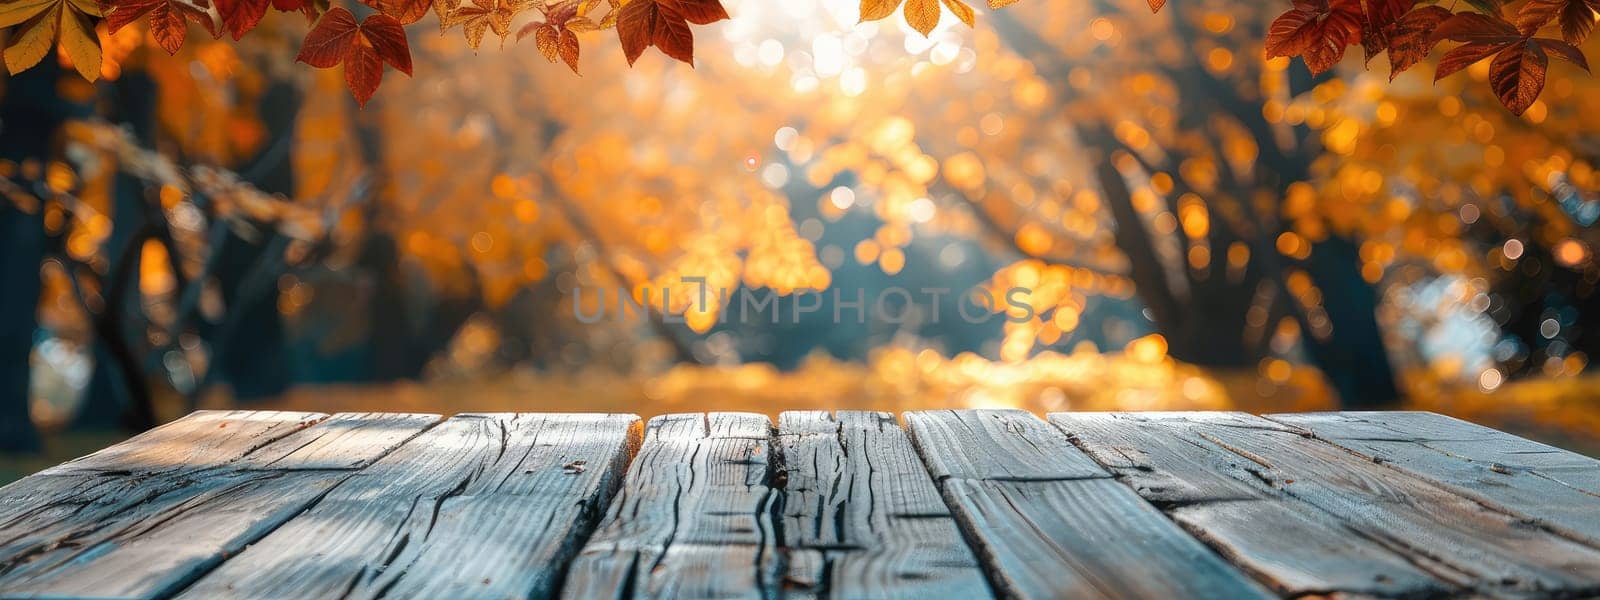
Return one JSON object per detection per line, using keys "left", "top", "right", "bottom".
{"left": 519, "top": 0, "right": 584, "bottom": 72}
{"left": 1431, "top": 12, "right": 1588, "bottom": 115}
{"left": 362, "top": 0, "right": 432, "bottom": 24}
{"left": 1518, "top": 0, "right": 1600, "bottom": 44}
{"left": 1, "top": 0, "right": 102, "bottom": 80}
{"left": 296, "top": 6, "right": 412, "bottom": 106}
{"left": 1488, "top": 41, "right": 1547, "bottom": 115}
{"left": 104, "top": 0, "right": 213, "bottom": 54}
{"left": 616, "top": 0, "right": 728, "bottom": 66}
{"left": 1434, "top": 37, "right": 1509, "bottom": 80}
{"left": 271, "top": 0, "right": 326, "bottom": 21}
{"left": 441, "top": 0, "right": 530, "bottom": 50}
{"left": 215, "top": 0, "right": 269, "bottom": 38}
{"left": 1264, "top": 0, "right": 1364, "bottom": 75}
{"left": 1433, "top": 11, "right": 1524, "bottom": 44}
{"left": 1360, "top": 0, "right": 1412, "bottom": 61}
{"left": 1363, "top": 3, "right": 1453, "bottom": 80}
{"left": 858, "top": 0, "right": 976, "bottom": 35}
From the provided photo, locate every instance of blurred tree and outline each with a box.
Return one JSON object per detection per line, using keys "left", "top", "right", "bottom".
{"left": 976, "top": 2, "right": 1403, "bottom": 407}
{"left": 1311, "top": 48, "right": 1600, "bottom": 390}
{"left": 1, "top": 61, "right": 96, "bottom": 448}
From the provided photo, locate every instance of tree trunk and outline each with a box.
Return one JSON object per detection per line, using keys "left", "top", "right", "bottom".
{"left": 76, "top": 70, "right": 161, "bottom": 430}
{"left": 1300, "top": 236, "right": 1401, "bottom": 407}
{"left": 0, "top": 204, "right": 44, "bottom": 452}
{"left": 207, "top": 82, "right": 300, "bottom": 401}
{"left": 0, "top": 62, "right": 92, "bottom": 451}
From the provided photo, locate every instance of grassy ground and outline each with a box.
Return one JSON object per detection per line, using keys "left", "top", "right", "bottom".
{"left": 0, "top": 430, "right": 129, "bottom": 485}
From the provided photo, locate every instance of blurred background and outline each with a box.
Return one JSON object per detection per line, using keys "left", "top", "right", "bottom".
{"left": 3, "top": 0, "right": 1599, "bottom": 483}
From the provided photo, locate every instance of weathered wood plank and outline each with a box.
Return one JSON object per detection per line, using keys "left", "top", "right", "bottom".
{"left": 563, "top": 412, "right": 780, "bottom": 599}
{"left": 1099, "top": 412, "right": 1600, "bottom": 596}
{"left": 235, "top": 412, "right": 441, "bottom": 470}
{"left": 176, "top": 413, "right": 639, "bottom": 600}
{"left": 34, "top": 410, "right": 327, "bottom": 475}
{"left": 903, "top": 409, "right": 1104, "bottom": 481}
{"left": 1050, "top": 412, "right": 1453, "bottom": 597}
{"left": 1269, "top": 411, "right": 1600, "bottom": 546}
{"left": 904, "top": 410, "right": 1271, "bottom": 599}
{"left": 0, "top": 412, "right": 440, "bottom": 600}
{"left": 777, "top": 411, "right": 989, "bottom": 599}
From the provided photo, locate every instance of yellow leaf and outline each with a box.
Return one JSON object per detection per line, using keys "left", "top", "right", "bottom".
{"left": 941, "top": 0, "right": 973, "bottom": 27}
{"left": 65, "top": 0, "right": 99, "bottom": 17}
{"left": 442, "top": 0, "right": 523, "bottom": 49}
{"left": 533, "top": 23, "right": 559, "bottom": 61}
{"left": 858, "top": 0, "right": 900, "bottom": 22}
{"left": 987, "top": 0, "right": 1017, "bottom": 7}
{"left": 0, "top": 0, "right": 56, "bottom": 28}
{"left": 566, "top": 15, "right": 598, "bottom": 31}
{"left": 4, "top": 3, "right": 60, "bottom": 75}
{"left": 58, "top": 6, "right": 99, "bottom": 81}
{"left": 903, "top": 0, "right": 939, "bottom": 35}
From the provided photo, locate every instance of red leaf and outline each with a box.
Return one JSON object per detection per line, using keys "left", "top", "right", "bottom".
{"left": 650, "top": 2, "right": 694, "bottom": 63}
{"left": 1383, "top": 5, "right": 1453, "bottom": 79}
{"left": 362, "top": 0, "right": 432, "bottom": 24}
{"left": 614, "top": 0, "right": 728, "bottom": 66}
{"left": 1361, "top": 0, "right": 1415, "bottom": 62}
{"left": 216, "top": 0, "right": 271, "bottom": 39}
{"left": 1264, "top": 0, "right": 1364, "bottom": 75}
{"left": 1518, "top": 0, "right": 1600, "bottom": 44}
{"left": 1488, "top": 40, "right": 1548, "bottom": 115}
{"left": 271, "top": 0, "right": 321, "bottom": 21}
{"left": 296, "top": 6, "right": 360, "bottom": 68}
{"left": 1535, "top": 37, "right": 1591, "bottom": 71}
{"left": 105, "top": 0, "right": 210, "bottom": 53}
{"left": 345, "top": 43, "right": 384, "bottom": 106}
{"left": 1432, "top": 12, "right": 1522, "bottom": 44}
{"left": 363, "top": 12, "right": 412, "bottom": 75}
{"left": 617, "top": 0, "right": 653, "bottom": 64}
{"left": 1434, "top": 41, "right": 1512, "bottom": 80}
{"left": 663, "top": 0, "right": 726, "bottom": 25}
{"left": 296, "top": 7, "right": 412, "bottom": 105}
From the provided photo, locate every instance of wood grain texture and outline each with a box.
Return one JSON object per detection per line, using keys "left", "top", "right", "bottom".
{"left": 235, "top": 412, "right": 442, "bottom": 470}
{"left": 1269, "top": 411, "right": 1600, "bottom": 545}
{"left": 563, "top": 412, "right": 781, "bottom": 600}
{"left": 0, "top": 412, "right": 440, "bottom": 600}
{"left": 905, "top": 410, "right": 1271, "bottom": 600}
{"left": 177, "top": 413, "right": 640, "bottom": 600}
{"left": 34, "top": 410, "right": 327, "bottom": 475}
{"left": 777, "top": 411, "right": 989, "bottom": 599}
{"left": 902, "top": 409, "right": 1105, "bottom": 481}
{"left": 1051, "top": 412, "right": 1452, "bottom": 597}
{"left": 1080, "top": 412, "right": 1600, "bottom": 597}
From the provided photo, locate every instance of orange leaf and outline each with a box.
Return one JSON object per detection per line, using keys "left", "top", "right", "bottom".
{"left": 1264, "top": 0, "right": 1364, "bottom": 75}
{"left": 1518, "top": 0, "right": 1600, "bottom": 44}
{"left": 1488, "top": 40, "right": 1547, "bottom": 115}
{"left": 664, "top": 0, "right": 725, "bottom": 25}
{"left": 615, "top": 0, "right": 726, "bottom": 66}
{"left": 1434, "top": 40, "right": 1510, "bottom": 80}
{"left": 363, "top": 0, "right": 432, "bottom": 24}
{"left": 1373, "top": 5, "right": 1453, "bottom": 80}
{"left": 104, "top": 0, "right": 210, "bottom": 53}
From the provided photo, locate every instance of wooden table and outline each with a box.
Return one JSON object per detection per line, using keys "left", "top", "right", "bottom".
{"left": 2, "top": 410, "right": 1598, "bottom": 599}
